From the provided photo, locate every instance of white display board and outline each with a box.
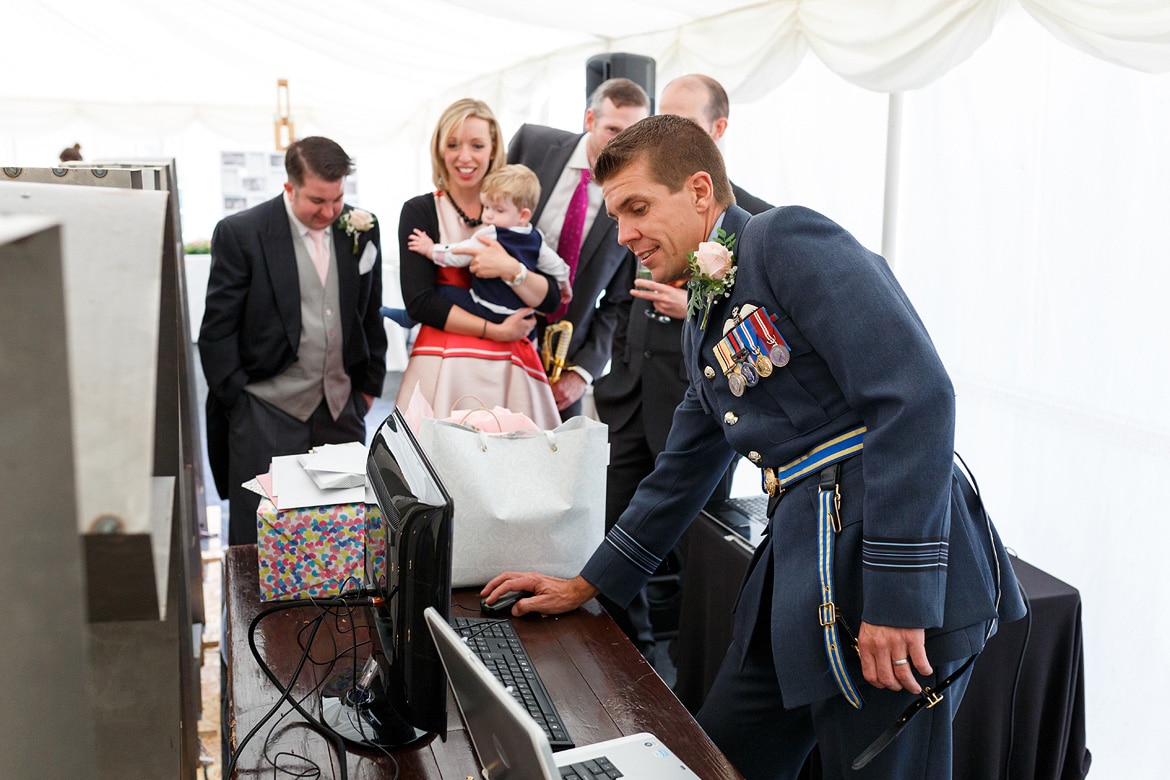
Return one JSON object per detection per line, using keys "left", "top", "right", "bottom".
{"left": 219, "top": 150, "right": 360, "bottom": 217}
{"left": 0, "top": 179, "right": 170, "bottom": 612}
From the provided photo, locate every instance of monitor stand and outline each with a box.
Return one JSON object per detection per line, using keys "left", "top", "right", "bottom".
{"left": 320, "top": 658, "right": 431, "bottom": 749}
{"left": 321, "top": 682, "right": 428, "bottom": 749}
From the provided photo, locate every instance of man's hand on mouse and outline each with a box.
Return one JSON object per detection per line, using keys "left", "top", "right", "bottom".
{"left": 480, "top": 573, "right": 599, "bottom": 617}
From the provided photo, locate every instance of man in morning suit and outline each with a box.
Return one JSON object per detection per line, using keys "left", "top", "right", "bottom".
{"left": 506, "top": 77, "right": 650, "bottom": 419}
{"left": 593, "top": 74, "right": 773, "bottom": 657}
{"left": 483, "top": 115, "right": 1026, "bottom": 778}
{"left": 199, "top": 136, "right": 386, "bottom": 546}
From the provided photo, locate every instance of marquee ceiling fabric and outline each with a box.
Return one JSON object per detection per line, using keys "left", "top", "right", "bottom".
{"left": 3, "top": 0, "right": 1168, "bottom": 132}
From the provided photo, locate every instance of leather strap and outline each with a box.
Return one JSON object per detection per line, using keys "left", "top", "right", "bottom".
{"left": 851, "top": 653, "right": 978, "bottom": 769}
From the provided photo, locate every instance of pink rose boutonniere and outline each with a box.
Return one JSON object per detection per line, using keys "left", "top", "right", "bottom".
{"left": 686, "top": 229, "right": 737, "bottom": 330}
{"left": 337, "top": 208, "right": 376, "bottom": 254}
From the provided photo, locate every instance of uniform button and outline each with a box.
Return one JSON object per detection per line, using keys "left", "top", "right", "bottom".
{"left": 748, "top": 451, "right": 762, "bottom": 464}
{"left": 704, "top": 366, "right": 716, "bottom": 379}
{"left": 724, "top": 411, "right": 738, "bottom": 425}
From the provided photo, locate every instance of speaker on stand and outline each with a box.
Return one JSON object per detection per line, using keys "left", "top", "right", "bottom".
{"left": 585, "top": 53, "right": 656, "bottom": 113}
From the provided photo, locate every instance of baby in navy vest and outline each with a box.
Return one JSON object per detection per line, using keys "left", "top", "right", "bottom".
{"left": 408, "top": 164, "right": 572, "bottom": 324}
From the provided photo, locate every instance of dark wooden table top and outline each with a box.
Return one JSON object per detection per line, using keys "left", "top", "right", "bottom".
{"left": 225, "top": 544, "right": 742, "bottom": 779}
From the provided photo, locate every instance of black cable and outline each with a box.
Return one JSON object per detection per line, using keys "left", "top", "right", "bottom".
{"left": 954, "top": 452, "right": 1031, "bottom": 779}
{"left": 228, "top": 600, "right": 338, "bottom": 778}
{"left": 239, "top": 595, "right": 402, "bottom": 780}
{"left": 235, "top": 597, "right": 353, "bottom": 780}
{"left": 269, "top": 748, "right": 322, "bottom": 779}
{"left": 1004, "top": 577, "right": 1031, "bottom": 779}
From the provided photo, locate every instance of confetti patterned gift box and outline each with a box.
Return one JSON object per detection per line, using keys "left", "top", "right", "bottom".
{"left": 256, "top": 498, "right": 385, "bottom": 601}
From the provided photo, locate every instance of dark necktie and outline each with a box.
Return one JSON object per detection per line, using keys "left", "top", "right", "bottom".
{"left": 553, "top": 167, "right": 590, "bottom": 321}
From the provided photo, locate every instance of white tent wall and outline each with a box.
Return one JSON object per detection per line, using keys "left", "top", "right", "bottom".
{"left": 897, "top": 10, "right": 1170, "bottom": 776}
{"left": 4, "top": 1, "right": 1170, "bottom": 774}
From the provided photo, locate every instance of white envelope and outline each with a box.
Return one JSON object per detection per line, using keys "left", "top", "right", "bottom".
{"left": 271, "top": 453, "right": 365, "bottom": 509}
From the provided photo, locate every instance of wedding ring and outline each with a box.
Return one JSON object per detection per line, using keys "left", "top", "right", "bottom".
{"left": 892, "top": 658, "right": 909, "bottom": 667}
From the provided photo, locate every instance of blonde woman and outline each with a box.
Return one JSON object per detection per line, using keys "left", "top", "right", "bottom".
{"left": 396, "top": 99, "right": 560, "bottom": 427}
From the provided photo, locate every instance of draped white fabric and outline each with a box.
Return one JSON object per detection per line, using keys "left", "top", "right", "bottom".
{"left": 3, "top": 1, "right": 1170, "bottom": 774}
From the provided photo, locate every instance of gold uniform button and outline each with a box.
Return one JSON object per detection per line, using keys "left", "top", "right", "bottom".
{"left": 704, "top": 366, "right": 716, "bottom": 379}
{"left": 748, "top": 451, "right": 762, "bottom": 464}
{"left": 723, "top": 411, "right": 738, "bottom": 425}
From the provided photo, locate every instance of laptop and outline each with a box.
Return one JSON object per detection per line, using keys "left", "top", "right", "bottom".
{"left": 424, "top": 608, "right": 701, "bottom": 779}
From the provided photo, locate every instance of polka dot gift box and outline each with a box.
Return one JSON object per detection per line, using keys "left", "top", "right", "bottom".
{"left": 256, "top": 498, "right": 385, "bottom": 601}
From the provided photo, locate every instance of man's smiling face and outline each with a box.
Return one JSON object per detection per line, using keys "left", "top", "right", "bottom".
{"left": 602, "top": 158, "right": 710, "bottom": 284}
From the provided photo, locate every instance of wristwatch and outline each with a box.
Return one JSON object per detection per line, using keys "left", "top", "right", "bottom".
{"left": 505, "top": 264, "right": 528, "bottom": 287}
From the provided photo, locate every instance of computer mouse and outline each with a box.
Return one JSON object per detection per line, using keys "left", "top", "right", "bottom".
{"left": 479, "top": 590, "right": 535, "bottom": 615}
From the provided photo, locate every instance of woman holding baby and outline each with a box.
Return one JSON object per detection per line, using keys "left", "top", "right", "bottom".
{"left": 396, "top": 98, "right": 562, "bottom": 428}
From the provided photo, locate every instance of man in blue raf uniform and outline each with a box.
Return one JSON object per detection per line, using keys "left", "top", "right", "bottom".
{"left": 483, "top": 115, "right": 1025, "bottom": 778}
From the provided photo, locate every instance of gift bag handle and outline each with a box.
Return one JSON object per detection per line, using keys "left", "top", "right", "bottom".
{"left": 474, "top": 428, "right": 559, "bottom": 453}
{"left": 450, "top": 394, "right": 502, "bottom": 433}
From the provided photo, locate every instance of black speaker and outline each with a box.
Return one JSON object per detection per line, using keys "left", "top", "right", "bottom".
{"left": 585, "top": 53, "right": 656, "bottom": 113}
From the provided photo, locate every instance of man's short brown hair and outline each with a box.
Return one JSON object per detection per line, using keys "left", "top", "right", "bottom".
{"left": 593, "top": 114, "right": 734, "bottom": 208}
{"left": 588, "top": 77, "right": 651, "bottom": 113}
{"left": 286, "top": 136, "right": 353, "bottom": 186}
{"left": 480, "top": 164, "right": 541, "bottom": 214}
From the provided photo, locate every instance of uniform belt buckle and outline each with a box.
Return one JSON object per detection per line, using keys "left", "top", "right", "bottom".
{"left": 764, "top": 467, "right": 782, "bottom": 497}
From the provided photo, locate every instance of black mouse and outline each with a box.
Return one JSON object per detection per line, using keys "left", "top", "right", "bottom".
{"left": 479, "top": 590, "right": 535, "bottom": 615}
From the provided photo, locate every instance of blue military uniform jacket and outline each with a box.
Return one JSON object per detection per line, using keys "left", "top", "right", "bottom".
{"left": 581, "top": 204, "right": 1025, "bottom": 707}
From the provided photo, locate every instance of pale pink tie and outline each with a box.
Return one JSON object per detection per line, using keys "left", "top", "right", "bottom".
{"left": 308, "top": 228, "right": 329, "bottom": 285}
{"left": 552, "top": 168, "right": 590, "bottom": 321}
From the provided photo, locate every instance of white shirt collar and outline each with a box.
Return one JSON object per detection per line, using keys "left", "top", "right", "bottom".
{"left": 283, "top": 189, "right": 317, "bottom": 237}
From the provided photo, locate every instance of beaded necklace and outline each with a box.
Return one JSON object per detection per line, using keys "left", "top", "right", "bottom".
{"left": 444, "top": 191, "right": 482, "bottom": 227}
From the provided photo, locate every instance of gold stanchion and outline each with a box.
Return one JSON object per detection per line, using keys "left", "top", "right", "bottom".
{"left": 541, "top": 321, "right": 573, "bottom": 384}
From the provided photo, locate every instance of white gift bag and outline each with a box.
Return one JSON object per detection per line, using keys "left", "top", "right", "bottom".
{"left": 417, "top": 415, "right": 608, "bottom": 588}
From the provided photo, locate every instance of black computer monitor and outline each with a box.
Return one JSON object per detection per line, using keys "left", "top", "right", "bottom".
{"left": 329, "top": 408, "right": 453, "bottom": 748}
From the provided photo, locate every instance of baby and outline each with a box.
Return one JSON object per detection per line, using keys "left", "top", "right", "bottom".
{"left": 408, "top": 164, "right": 572, "bottom": 323}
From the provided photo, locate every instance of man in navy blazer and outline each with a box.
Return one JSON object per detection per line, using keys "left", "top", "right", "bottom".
{"left": 484, "top": 116, "right": 1025, "bottom": 778}
{"left": 507, "top": 77, "right": 650, "bottom": 419}
{"left": 199, "top": 136, "right": 386, "bottom": 545}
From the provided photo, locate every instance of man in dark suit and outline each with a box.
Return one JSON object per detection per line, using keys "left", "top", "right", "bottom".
{"left": 507, "top": 77, "right": 650, "bottom": 419}
{"left": 199, "top": 136, "right": 386, "bottom": 546}
{"left": 484, "top": 115, "right": 1025, "bottom": 778}
{"left": 592, "top": 74, "right": 772, "bottom": 657}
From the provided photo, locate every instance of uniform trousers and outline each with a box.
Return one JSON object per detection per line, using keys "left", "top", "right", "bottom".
{"left": 226, "top": 391, "right": 367, "bottom": 546}
{"left": 696, "top": 546, "right": 979, "bottom": 779}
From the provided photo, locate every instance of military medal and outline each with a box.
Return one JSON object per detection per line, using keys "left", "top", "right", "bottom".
{"left": 747, "top": 308, "right": 791, "bottom": 367}
{"left": 739, "top": 356, "right": 759, "bottom": 387}
{"left": 732, "top": 319, "right": 773, "bottom": 379}
{"left": 713, "top": 338, "right": 747, "bottom": 396}
{"left": 754, "top": 350, "right": 774, "bottom": 377}
{"left": 728, "top": 369, "right": 746, "bottom": 397}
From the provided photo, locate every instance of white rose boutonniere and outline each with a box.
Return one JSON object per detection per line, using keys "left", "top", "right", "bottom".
{"left": 337, "top": 208, "right": 376, "bottom": 254}
{"left": 686, "top": 229, "right": 737, "bottom": 330}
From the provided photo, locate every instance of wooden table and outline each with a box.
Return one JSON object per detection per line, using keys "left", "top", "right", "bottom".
{"left": 225, "top": 545, "right": 742, "bottom": 778}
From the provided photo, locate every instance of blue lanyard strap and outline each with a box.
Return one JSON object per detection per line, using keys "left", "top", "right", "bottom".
{"left": 817, "top": 463, "right": 864, "bottom": 709}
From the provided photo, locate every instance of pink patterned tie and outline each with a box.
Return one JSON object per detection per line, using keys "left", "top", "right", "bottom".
{"left": 308, "top": 228, "right": 329, "bottom": 286}
{"left": 552, "top": 167, "right": 590, "bottom": 320}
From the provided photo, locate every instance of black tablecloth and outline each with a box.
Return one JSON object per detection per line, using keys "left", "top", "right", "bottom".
{"left": 673, "top": 509, "right": 1091, "bottom": 779}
